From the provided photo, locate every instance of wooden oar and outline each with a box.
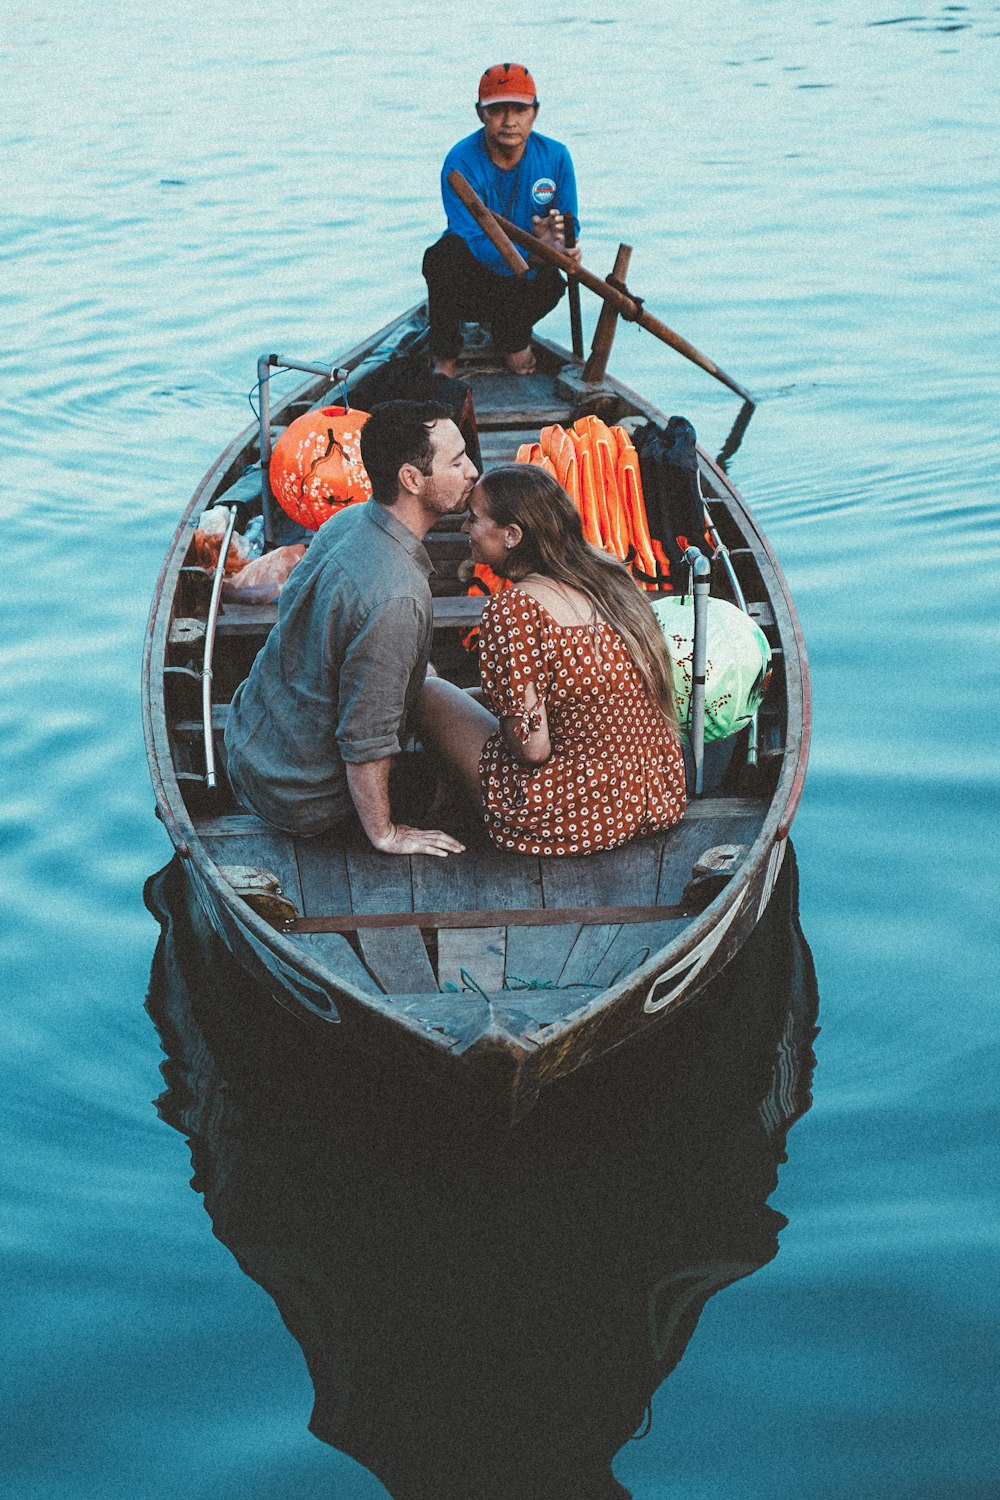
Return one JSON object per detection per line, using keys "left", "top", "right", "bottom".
{"left": 446, "top": 169, "right": 529, "bottom": 277}
{"left": 447, "top": 173, "right": 752, "bottom": 402}
{"left": 495, "top": 210, "right": 753, "bottom": 403}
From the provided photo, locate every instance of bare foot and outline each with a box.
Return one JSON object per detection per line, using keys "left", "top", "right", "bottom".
{"left": 504, "top": 347, "right": 536, "bottom": 375}
{"left": 432, "top": 358, "right": 457, "bottom": 378}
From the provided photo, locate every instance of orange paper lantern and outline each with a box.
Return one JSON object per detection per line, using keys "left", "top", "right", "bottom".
{"left": 269, "top": 406, "right": 372, "bottom": 531}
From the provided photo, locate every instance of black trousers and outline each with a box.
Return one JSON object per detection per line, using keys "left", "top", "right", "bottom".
{"left": 422, "top": 234, "right": 565, "bottom": 358}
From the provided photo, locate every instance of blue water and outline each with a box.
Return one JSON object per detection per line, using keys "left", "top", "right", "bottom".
{"left": 3, "top": 1, "right": 998, "bottom": 1495}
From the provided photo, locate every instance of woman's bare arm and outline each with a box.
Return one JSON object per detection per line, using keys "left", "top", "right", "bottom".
{"left": 501, "top": 680, "right": 551, "bottom": 764}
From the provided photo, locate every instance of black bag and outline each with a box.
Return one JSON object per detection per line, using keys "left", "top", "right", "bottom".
{"left": 631, "top": 416, "right": 704, "bottom": 588}
{"left": 369, "top": 355, "right": 481, "bottom": 469}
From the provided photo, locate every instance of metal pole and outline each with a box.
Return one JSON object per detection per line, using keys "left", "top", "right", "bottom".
{"left": 562, "top": 212, "right": 584, "bottom": 360}
{"left": 257, "top": 354, "right": 348, "bottom": 547}
{"left": 257, "top": 355, "right": 275, "bottom": 548}
{"left": 203, "top": 505, "right": 238, "bottom": 791}
{"left": 698, "top": 481, "right": 759, "bottom": 770}
{"left": 270, "top": 355, "right": 343, "bottom": 379}
{"left": 684, "top": 546, "right": 712, "bottom": 797}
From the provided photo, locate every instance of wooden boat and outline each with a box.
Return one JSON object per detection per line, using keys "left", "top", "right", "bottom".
{"left": 142, "top": 301, "right": 811, "bottom": 1123}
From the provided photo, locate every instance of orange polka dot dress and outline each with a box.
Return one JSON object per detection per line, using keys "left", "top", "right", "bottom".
{"left": 477, "top": 589, "right": 687, "bottom": 856}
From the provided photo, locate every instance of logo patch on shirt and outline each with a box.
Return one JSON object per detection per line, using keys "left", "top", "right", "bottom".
{"left": 531, "top": 177, "right": 557, "bottom": 208}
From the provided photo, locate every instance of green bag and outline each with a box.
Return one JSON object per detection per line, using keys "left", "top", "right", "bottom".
{"left": 651, "top": 595, "right": 772, "bottom": 745}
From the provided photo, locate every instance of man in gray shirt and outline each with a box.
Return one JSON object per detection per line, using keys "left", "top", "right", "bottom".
{"left": 225, "top": 400, "right": 478, "bottom": 857}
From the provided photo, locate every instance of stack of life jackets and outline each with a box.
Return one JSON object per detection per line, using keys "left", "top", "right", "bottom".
{"left": 464, "top": 414, "right": 713, "bottom": 636}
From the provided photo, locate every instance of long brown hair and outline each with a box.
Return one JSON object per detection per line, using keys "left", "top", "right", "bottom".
{"left": 479, "top": 464, "right": 678, "bottom": 729}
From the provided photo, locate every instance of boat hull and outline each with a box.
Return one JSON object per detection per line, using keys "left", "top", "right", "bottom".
{"left": 143, "top": 302, "right": 810, "bottom": 1123}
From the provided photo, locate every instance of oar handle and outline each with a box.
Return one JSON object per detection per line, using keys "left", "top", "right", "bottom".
{"left": 561, "top": 210, "right": 584, "bottom": 359}
{"left": 447, "top": 170, "right": 529, "bottom": 277}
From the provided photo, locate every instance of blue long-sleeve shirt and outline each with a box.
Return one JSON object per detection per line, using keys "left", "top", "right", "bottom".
{"left": 440, "top": 129, "right": 578, "bottom": 277}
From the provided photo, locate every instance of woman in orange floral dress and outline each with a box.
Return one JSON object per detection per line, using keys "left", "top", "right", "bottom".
{"left": 417, "top": 464, "right": 686, "bottom": 856}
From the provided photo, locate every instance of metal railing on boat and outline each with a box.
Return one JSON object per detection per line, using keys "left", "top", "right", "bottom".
{"left": 256, "top": 353, "right": 349, "bottom": 546}
{"left": 200, "top": 505, "right": 238, "bottom": 791}
{"left": 698, "top": 486, "right": 761, "bottom": 772}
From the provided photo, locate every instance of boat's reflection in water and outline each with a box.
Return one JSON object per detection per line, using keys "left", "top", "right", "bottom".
{"left": 145, "top": 846, "right": 818, "bottom": 1500}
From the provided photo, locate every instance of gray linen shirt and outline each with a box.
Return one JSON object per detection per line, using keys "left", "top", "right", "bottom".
{"left": 224, "top": 499, "right": 434, "bottom": 834}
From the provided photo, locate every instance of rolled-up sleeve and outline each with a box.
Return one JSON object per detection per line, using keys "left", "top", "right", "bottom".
{"left": 335, "top": 596, "right": 427, "bottom": 763}
{"left": 478, "top": 591, "right": 552, "bottom": 732}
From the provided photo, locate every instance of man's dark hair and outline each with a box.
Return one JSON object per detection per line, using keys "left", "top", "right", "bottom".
{"left": 360, "top": 400, "right": 452, "bottom": 505}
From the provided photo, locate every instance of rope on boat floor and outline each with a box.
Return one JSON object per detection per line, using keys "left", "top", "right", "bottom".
{"left": 442, "top": 950, "right": 654, "bottom": 999}
{"left": 442, "top": 968, "right": 595, "bottom": 999}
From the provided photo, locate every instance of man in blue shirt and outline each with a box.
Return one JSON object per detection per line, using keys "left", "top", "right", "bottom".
{"left": 423, "top": 63, "right": 581, "bottom": 377}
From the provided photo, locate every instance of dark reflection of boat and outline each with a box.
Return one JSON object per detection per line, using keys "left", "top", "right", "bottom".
{"left": 145, "top": 844, "right": 818, "bottom": 1500}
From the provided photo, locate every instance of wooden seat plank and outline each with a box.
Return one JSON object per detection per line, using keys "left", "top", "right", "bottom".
{"left": 175, "top": 591, "right": 489, "bottom": 646}
{"left": 472, "top": 848, "right": 544, "bottom": 912}
{"left": 411, "top": 844, "right": 541, "bottom": 911}
{"left": 604, "top": 836, "right": 666, "bottom": 904}
{"left": 656, "top": 811, "right": 764, "bottom": 905}
{"left": 539, "top": 834, "right": 664, "bottom": 910}
{"left": 587, "top": 918, "right": 690, "bottom": 990}
{"left": 466, "top": 370, "right": 566, "bottom": 418}
{"left": 194, "top": 800, "right": 764, "bottom": 843}
{"left": 345, "top": 840, "right": 414, "bottom": 914}
{"left": 437, "top": 927, "right": 506, "bottom": 993}
{"left": 294, "top": 831, "right": 353, "bottom": 916}
{"left": 199, "top": 829, "right": 304, "bottom": 913}
{"left": 680, "top": 797, "right": 767, "bottom": 820}
{"left": 194, "top": 812, "right": 275, "bottom": 837}
{"left": 288, "top": 932, "right": 385, "bottom": 995}
{"left": 409, "top": 848, "right": 481, "bottom": 913}
{"left": 503, "top": 923, "right": 582, "bottom": 989}
{"left": 474, "top": 405, "right": 574, "bottom": 429}
{"left": 430, "top": 595, "right": 486, "bottom": 629}
{"left": 558, "top": 923, "right": 623, "bottom": 986}
{"left": 345, "top": 841, "right": 437, "bottom": 994}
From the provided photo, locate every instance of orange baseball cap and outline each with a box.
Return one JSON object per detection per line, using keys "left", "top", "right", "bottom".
{"left": 477, "top": 63, "right": 538, "bottom": 107}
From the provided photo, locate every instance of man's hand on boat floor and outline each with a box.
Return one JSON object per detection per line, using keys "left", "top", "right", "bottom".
{"left": 345, "top": 760, "right": 465, "bottom": 858}
{"left": 370, "top": 823, "right": 466, "bottom": 858}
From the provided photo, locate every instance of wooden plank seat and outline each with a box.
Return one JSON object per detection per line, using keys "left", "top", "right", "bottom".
{"left": 169, "top": 591, "right": 490, "bottom": 648}
{"left": 476, "top": 428, "right": 559, "bottom": 464}
{"left": 170, "top": 591, "right": 777, "bottom": 650}
{"left": 192, "top": 797, "right": 767, "bottom": 999}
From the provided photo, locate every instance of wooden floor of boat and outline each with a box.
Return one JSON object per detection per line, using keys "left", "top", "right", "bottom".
{"left": 194, "top": 797, "right": 767, "bottom": 1002}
